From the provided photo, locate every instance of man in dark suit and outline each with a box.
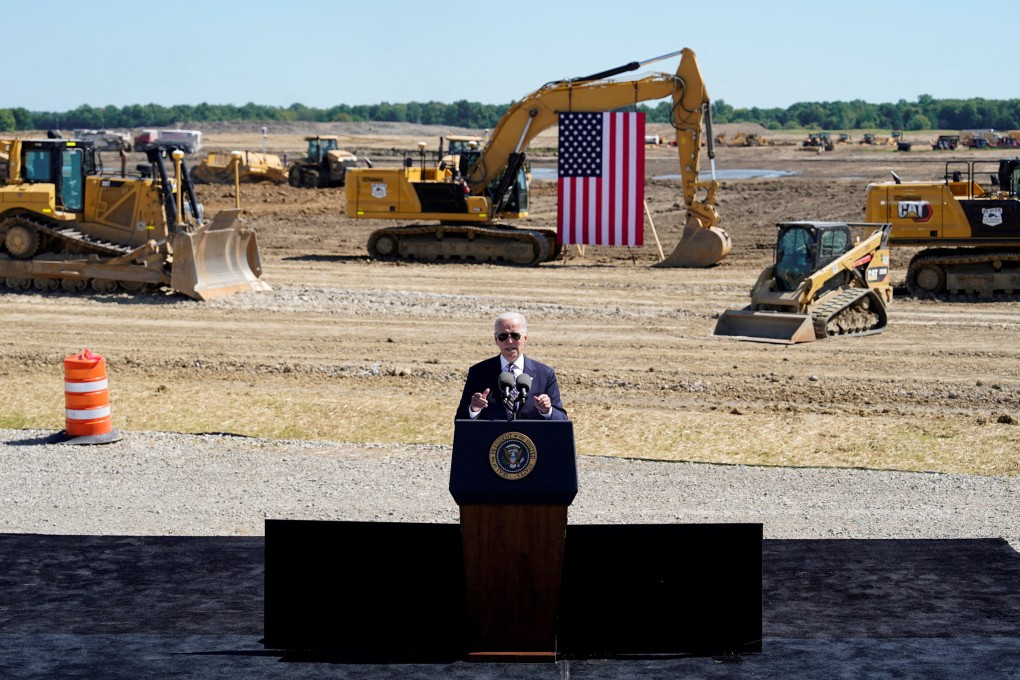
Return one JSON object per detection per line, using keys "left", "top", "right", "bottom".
{"left": 456, "top": 312, "right": 568, "bottom": 421}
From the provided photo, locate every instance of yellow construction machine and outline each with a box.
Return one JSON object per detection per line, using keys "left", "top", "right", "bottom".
{"left": 714, "top": 221, "right": 893, "bottom": 343}
{"left": 345, "top": 48, "right": 730, "bottom": 267}
{"left": 288, "top": 135, "right": 360, "bottom": 188}
{"left": 866, "top": 159, "right": 1020, "bottom": 298}
{"left": 192, "top": 150, "right": 288, "bottom": 184}
{"left": 0, "top": 137, "right": 269, "bottom": 300}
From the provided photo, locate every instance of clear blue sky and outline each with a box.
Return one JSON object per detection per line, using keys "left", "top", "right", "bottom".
{"left": 6, "top": 0, "right": 1016, "bottom": 113}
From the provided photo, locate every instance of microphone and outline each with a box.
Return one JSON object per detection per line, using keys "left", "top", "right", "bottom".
{"left": 515, "top": 372, "right": 533, "bottom": 406}
{"left": 499, "top": 372, "right": 516, "bottom": 401}
{"left": 499, "top": 371, "right": 517, "bottom": 420}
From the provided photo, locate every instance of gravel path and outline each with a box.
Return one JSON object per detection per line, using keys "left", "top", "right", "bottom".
{"left": 3, "top": 429, "right": 1016, "bottom": 549}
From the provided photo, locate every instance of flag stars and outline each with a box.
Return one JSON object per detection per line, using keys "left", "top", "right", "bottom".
{"left": 559, "top": 113, "right": 603, "bottom": 178}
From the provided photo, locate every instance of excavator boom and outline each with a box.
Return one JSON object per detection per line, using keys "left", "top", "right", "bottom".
{"left": 345, "top": 48, "right": 730, "bottom": 267}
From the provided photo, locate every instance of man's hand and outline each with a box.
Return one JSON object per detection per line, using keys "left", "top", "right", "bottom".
{"left": 470, "top": 388, "right": 490, "bottom": 414}
{"left": 534, "top": 393, "right": 552, "bottom": 415}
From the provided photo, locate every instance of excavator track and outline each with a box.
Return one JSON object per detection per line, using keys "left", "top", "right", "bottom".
{"left": 367, "top": 224, "right": 560, "bottom": 266}
{"left": 0, "top": 214, "right": 168, "bottom": 294}
{"left": 907, "top": 249, "right": 1020, "bottom": 299}
{"left": 811, "top": 288, "right": 888, "bottom": 340}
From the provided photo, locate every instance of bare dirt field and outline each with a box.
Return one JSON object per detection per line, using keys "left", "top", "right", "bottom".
{"left": 2, "top": 125, "right": 1018, "bottom": 476}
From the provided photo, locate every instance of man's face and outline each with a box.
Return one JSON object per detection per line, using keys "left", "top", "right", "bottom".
{"left": 494, "top": 318, "right": 527, "bottom": 364}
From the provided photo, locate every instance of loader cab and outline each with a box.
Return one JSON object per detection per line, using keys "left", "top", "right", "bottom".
{"left": 19, "top": 140, "right": 95, "bottom": 213}
{"left": 774, "top": 222, "right": 852, "bottom": 291}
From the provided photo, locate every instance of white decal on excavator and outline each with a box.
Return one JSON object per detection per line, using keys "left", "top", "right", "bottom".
{"left": 371, "top": 183, "right": 387, "bottom": 199}
{"left": 897, "top": 200, "right": 933, "bottom": 222}
{"left": 982, "top": 207, "right": 1003, "bottom": 227}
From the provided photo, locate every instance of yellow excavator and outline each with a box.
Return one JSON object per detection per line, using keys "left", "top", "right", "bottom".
{"left": 0, "top": 137, "right": 269, "bottom": 300}
{"left": 345, "top": 48, "right": 730, "bottom": 267}
{"left": 713, "top": 222, "right": 893, "bottom": 343}
{"left": 866, "top": 159, "right": 1020, "bottom": 298}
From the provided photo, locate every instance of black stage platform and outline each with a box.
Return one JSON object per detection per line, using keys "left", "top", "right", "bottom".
{"left": 0, "top": 533, "right": 1017, "bottom": 679}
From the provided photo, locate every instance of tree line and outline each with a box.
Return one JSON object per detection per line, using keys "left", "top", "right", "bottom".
{"left": 2, "top": 95, "right": 1020, "bottom": 133}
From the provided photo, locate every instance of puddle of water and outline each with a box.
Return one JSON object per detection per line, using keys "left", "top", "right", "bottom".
{"left": 530, "top": 168, "right": 798, "bottom": 181}
{"left": 654, "top": 169, "right": 799, "bottom": 180}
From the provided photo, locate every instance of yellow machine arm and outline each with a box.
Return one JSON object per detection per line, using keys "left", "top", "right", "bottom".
{"left": 795, "top": 225, "right": 892, "bottom": 310}
{"left": 468, "top": 48, "right": 730, "bottom": 267}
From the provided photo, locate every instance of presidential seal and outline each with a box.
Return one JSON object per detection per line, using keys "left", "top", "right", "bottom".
{"left": 489, "top": 432, "right": 537, "bottom": 480}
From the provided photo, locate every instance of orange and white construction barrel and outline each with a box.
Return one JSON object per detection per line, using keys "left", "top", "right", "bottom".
{"left": 61, "top": 349, "right": 122, "bottom": 444}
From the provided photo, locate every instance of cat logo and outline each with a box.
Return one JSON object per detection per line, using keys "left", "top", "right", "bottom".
{"left": 982, "top": 207, "right": 1003, "bottom": 227}
{"left": 866, "top": 267, "right": 889, "bottom": 282}
{"left": 896, "top": 200, "right": 933, "bottom": 222}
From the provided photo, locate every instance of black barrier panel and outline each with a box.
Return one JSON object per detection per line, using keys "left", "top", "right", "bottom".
{"left": 263, "top": 520, "right": 467, "bottom": 661}
{"left": 559, "top": 523, "right": 763, "bottom": 657}
{"left": 450, "top": 419, "right": 577, "bottom": 505}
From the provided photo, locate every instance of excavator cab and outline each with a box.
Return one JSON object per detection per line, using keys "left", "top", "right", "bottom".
{"left": 998, "top": 159, "right": 1020, "bottom": 196}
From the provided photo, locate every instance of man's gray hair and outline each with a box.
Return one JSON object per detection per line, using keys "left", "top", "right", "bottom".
{"left": 493, "top": 312, "right": 527, "bottom": 334}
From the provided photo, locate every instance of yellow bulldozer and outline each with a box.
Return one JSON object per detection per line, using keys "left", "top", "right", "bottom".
{"left": 191, "top": 150, "right": 288, "bottom": 184}
{"left": 713, "top": 221, "right": 893, "bottom": 343}
{"left": 0, "top": 137, "right": 270, "bottom": 300}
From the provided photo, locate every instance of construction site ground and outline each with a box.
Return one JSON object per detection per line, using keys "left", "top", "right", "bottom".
{"left": 2, "top": 124, "right": 1018, "bottom": 477}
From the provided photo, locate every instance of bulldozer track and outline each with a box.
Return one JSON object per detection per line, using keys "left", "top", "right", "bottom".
{"left": 367, "top": 224, "right": 560, "bottom": 266}
{"left": 0, "top": 214, "right": 165, "bottom": 294}
{"left": 907, "top": 249, "right": 1020, "bottom": 299}
{"left": 811, "top": 288, "right": 887, "bottom": 339}
{"left": 2, "top": 214, "right": 134, "bottom": 258}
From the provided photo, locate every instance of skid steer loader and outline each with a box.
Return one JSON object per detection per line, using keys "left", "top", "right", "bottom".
{"left": 713, "top": 221, "right": 893, "bottom": 343}
{"left": 0, "top": 137, "right": 269, "bottom": 300}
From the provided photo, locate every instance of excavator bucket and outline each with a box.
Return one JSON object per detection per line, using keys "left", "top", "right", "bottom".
{"left": 169, "top": 209, "right": 272, "bottom": 301}
{"left": 713, "top": 309, "right": 817, "bottom": 344}
{"left": 656, "top": 216, "right": 733, "bottom": 268}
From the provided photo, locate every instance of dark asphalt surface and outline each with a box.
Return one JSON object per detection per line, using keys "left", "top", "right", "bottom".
{"left": 0, "top": 533, "right": 1017, "bottom": 679}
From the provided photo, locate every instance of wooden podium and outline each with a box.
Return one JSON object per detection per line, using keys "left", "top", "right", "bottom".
{"left": 450, "top": 420, "right": 577, "bottom": 662}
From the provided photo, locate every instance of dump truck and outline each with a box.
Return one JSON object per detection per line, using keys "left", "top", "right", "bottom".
{"left": 865, "top": 159, "right": 1020, "bottom": 297}
{"left": 0, "top": 137, "right": 269, "bottom": 300}
{"left": 346, "top": 48, "right": 730, "bottom": 267}
{"left": 713, "top": 222, "right": 893, "bottom": 343}
{"left": 288, "top": 135, "right": 360, "bottom": 188}
{"left": 191, "top": 150, "right": 289, "bottom": 184}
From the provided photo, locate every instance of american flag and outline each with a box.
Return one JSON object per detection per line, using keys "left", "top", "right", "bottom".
{"left": 557, "top": 111, "right": 645, "bottom": 246}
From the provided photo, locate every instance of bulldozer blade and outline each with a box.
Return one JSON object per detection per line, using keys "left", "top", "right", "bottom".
{"left": 170, "top": 209, "right": 272, "bottom": 301}
{"left": 655, "top": 216, "right": 732, "bottom": 268}
{"left": 713, "top": 309, "right": 817, "bottom": 344}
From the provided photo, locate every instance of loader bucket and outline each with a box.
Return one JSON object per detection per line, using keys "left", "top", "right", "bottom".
{"left": 655, "top": 216, "right": 733, "bottom": 268}
{"left": 713, "top": 309, "right": 817, "bottom": 344}
{"left": 169, "top": 209, "right": 272, "bottom": 301}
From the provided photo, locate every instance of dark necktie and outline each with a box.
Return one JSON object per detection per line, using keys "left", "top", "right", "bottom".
{"left": 506, "top": 364, "right": 518, "bottom": 402}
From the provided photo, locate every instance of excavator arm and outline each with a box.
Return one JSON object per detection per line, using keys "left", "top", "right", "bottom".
{"left": 468, "top": 48, "right": 729, "bottom": 267}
